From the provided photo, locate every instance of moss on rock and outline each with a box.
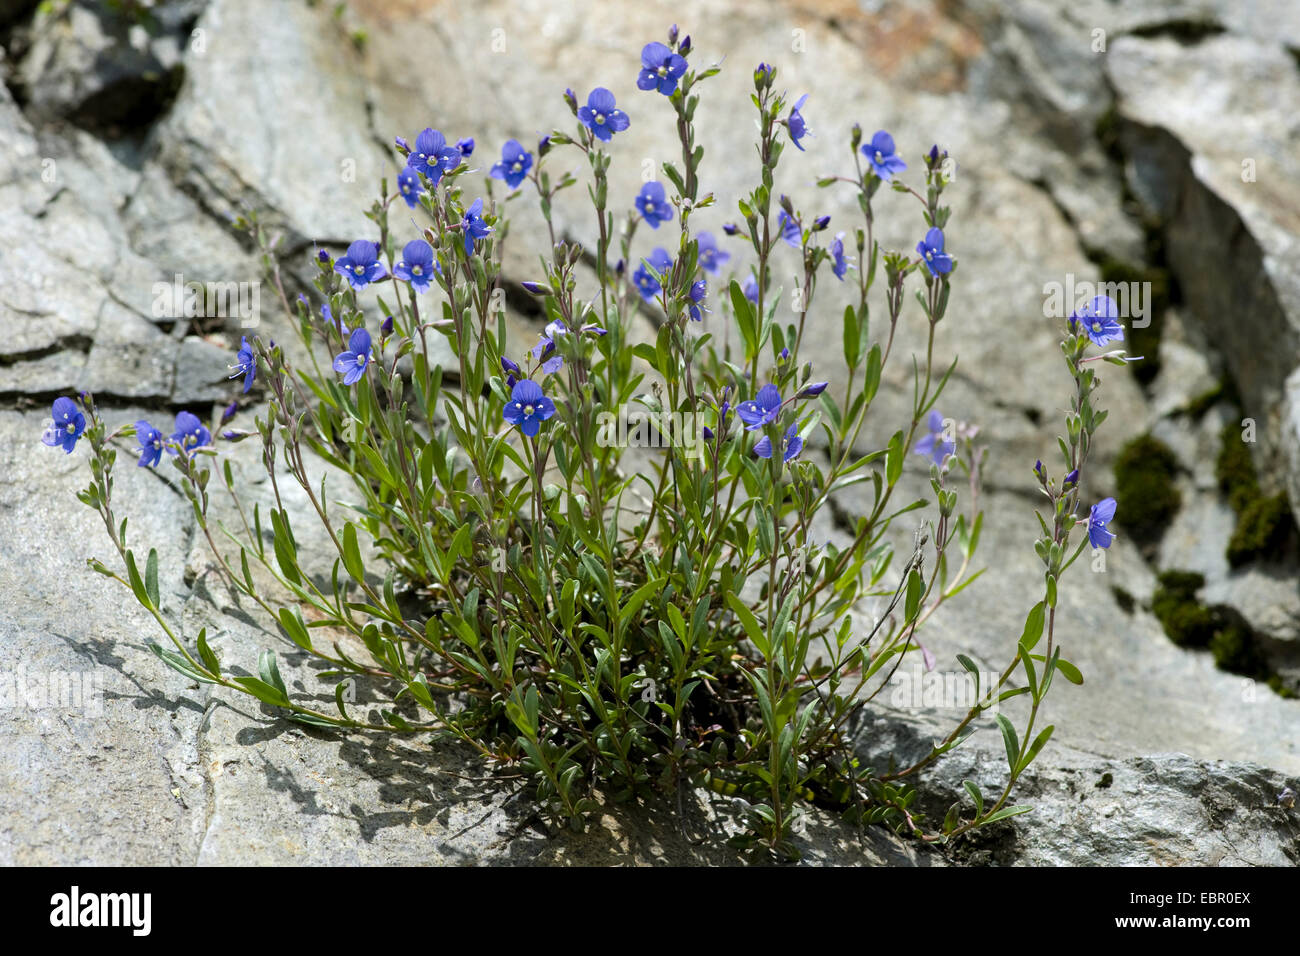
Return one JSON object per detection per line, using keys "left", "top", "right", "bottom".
{"left": 1215, "top": 421, "right": 1260, "bottom": 514}
{"left": 1151, "top": 570, "right": 1214, "bottom": 647}
{"left": 1226, "top": 492, "right": 1296, "bottom": 566}
{"left": 1112, "top": 433, "right": 1181, "bottom": 547}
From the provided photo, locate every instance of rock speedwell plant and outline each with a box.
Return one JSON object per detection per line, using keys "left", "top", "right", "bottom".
{"left": 56, "top": 30, "right": 1132, "bottom": 859}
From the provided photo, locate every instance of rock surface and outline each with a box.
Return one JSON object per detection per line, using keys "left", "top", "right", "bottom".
{"left": 1, "top": 0, "right": 1297, "bottom": 865}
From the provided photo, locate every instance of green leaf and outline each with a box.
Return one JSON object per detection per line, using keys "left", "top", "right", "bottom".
{"left": 342, "top": 522, "right": 365, "bottom": 582}
{"left": 903, "top": 568, "right": 923, "bottom": 622}
{"left": 258, "top": 649, "right": 288, "bottom": 698}
{"left": 1018, "top": 724, "right": 1055, "bottom": 773}
{"left": 885, "top": 430, "right": 904, "bottom": 485}
{"left": 233, "top": 676, "right": 291, "bottom": 708}
{"left": 144, "top": 548, "right": 160, "bottom": 607}
{"left": 956, "top": 654, "right": 980, "bottom": 698}
{"left": 1020, "top": 601, "right": 1046, "bottom": 651}
{"left": 148, "top": 644, "right": 219, "bottom": 685}
{"left": 725, "top": 593, "right": 770, "bottom": 658}
{"left": 196, "top": 628, "right": 220, "bottom": 675}
{"left": 963, "top": 779, "right": 983, "bottom": 817}
{"left": 1054, "top": 658, "right": 1084, "bottom": 685}
{"left": 278, "top": 607, "right": 313, "bottom": 652}
{"left": 994, "top": 713, "right": 1019, "bottom": 771}
{"left": 981, "top": 805, "right": 1033, "bottom": 825}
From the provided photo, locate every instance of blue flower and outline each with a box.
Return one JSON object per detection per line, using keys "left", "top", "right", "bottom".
{"left": 778, "top": 209, "right": 801, "bottom": 247}
{"left": 408, "top": 128, "right": 461, "bottom": 185}
{"left": 397, "top": 167, "right": 424, "bottom": 209}
{"left": 637, "top": 42, "right": 687, "bottom": 96}
{"left": 737, "top": 384, "right": 782, "bottom": 430}
{"left": 635, "top": 181, "right": 673, "bottom": 228}
{"left": 916, "top": 227, "right": 953, "bottom": 276}
{"left": 863, "top": 130, "right": 907, "bottom": 181}
{"left": 393, "top": 239, "right": 438, "bottom": 293}
{"left": 42, "top": 397, "right": 85, "bottom": 454}
{"left": 1088, "top": 497, "right": 1117, "bottom": 549}
{"left": 333, "top": 328, "right": 373, "bottom": 386}
{"left": 169, "top": 411, "right": 211, "bottom": 456}
{"left": 228, "top": 335, "right": 255, "bottom": 394}
{"left": 322, "top": 303, "right": 347, "bottom": 337}
{"left": 755, "top": 423, "right": 803, "bottom": 461}
{"left": 914, "top": 410, "right": 955, "bottom": 466}
{"left": 334, "top": 240, "right": 387, "bottom": 289}
{"left": 136, "top": 420, "right": 163, "bottom": 468}
{"left": 742, "top": 274, "right": 759, "bottom": 303}
{"left": 457, "top": 137, "right": 475, "bottom": 156}
{"left": 634, "top": 247, "right": 672, "bottom": 301}
{"left": 490, "top": 139, "right": 533, "bottom": 190}
{"left": 503, "top": 378, "right": 556, "bottom": 437}
{"left": 787, "top": 94, "right": 811, "bottom": 150}
{"left": 461, "top": 198, "right": 492, "bottom": 255}
{"left": 1074, "top": 295, "right": 1124, "bottom": 347}
{"left": 688, "top": 279, "right": 708, "bottom": 321}
{"left": 830, "top": 232, "right": 853, "bottom": 280}
{"left": 577, "top": 88, "right": 630, "bottom": 142}
{"left": 531, "top": 320, "right": 567, "bottom": 375}
{"left": 696, "top": 232, "right": 730, "bottom": 274}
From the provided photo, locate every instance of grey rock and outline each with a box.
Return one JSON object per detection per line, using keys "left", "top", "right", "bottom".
{"left": 1108, "top": 33, "right": 1300, "bottom": 486}
{"left": 16, "top": 0, "right": 193, "bottom": 129}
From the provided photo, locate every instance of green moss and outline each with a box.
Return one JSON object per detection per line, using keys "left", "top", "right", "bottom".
{"left": 1112, "top": 434, "right": 1181, "bottom": 547}
{"left": 1207, "top": 614, "right": 1270, "bottom": 679}
{"left": 1267, "top": 675, "right": 1296, "bottom": 699}
{"left": 1150, "top": 571, "right": 1291, "bottom": 693}
{"left": 1151, "top": 570, "right": 1214, "bottom": 647}
{"left": 1226, "top": 492, "right": 1296, "bottom": 566}
{"left": 1214, "top": 423, "right": 1297, "bottom": 565}
{"left": 1182, "top": 381, "right": 1224, "bottom": 419}
{"left": 1111, "top": 586, "right": 1135, "bottom": 614}
{"left": 1215, "top": 422, "right": 1260, "bottom": 514}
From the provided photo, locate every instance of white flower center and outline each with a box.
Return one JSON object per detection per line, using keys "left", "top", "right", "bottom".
{"left": 353, "top": 265, "right": 364, "bottom": 275}
{"left": 524, "top": 404, "right": 535, "bottom": 416}
{"left": 875, "top": 150, "right": 883, "bottom": 162}
{"left": 511, "top": 161, "right": 522, "bottom": 172}
{"left": 595, "top": 113, "right": 605, "bottom": 124}
{"left": 412, "top": 265, "right": 423, "bottom": 276}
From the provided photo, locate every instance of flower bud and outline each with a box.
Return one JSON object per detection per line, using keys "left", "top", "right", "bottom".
{"left": 220, "top": 401, "right": 238, "bottom": 425}
{"left": 679, "top": 35, "right": 691, "bottom": 55}
{"left": 381, "top": 315, "right": 394, "bottom": 339}
{"left": 722, "top": 223, "right": 740, "bottom": 236}
{"left": 521, "top": 281, "right": 548, "bottom": 295}
{"left": 457, "top": 137, "right": 474, "bottom": 156}
{"left": 668, "top": 23, "right": 679, "bottom": 45}
{"left": 813, "top": 215, "right": 831, "bottom": 231}
{"left": 798, "top": 381, "right": 828, "bottom": 398}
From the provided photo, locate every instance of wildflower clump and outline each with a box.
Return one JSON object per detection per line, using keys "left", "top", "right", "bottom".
{"left": 52, "top": 27, "right": 1127, "bottom": 858}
